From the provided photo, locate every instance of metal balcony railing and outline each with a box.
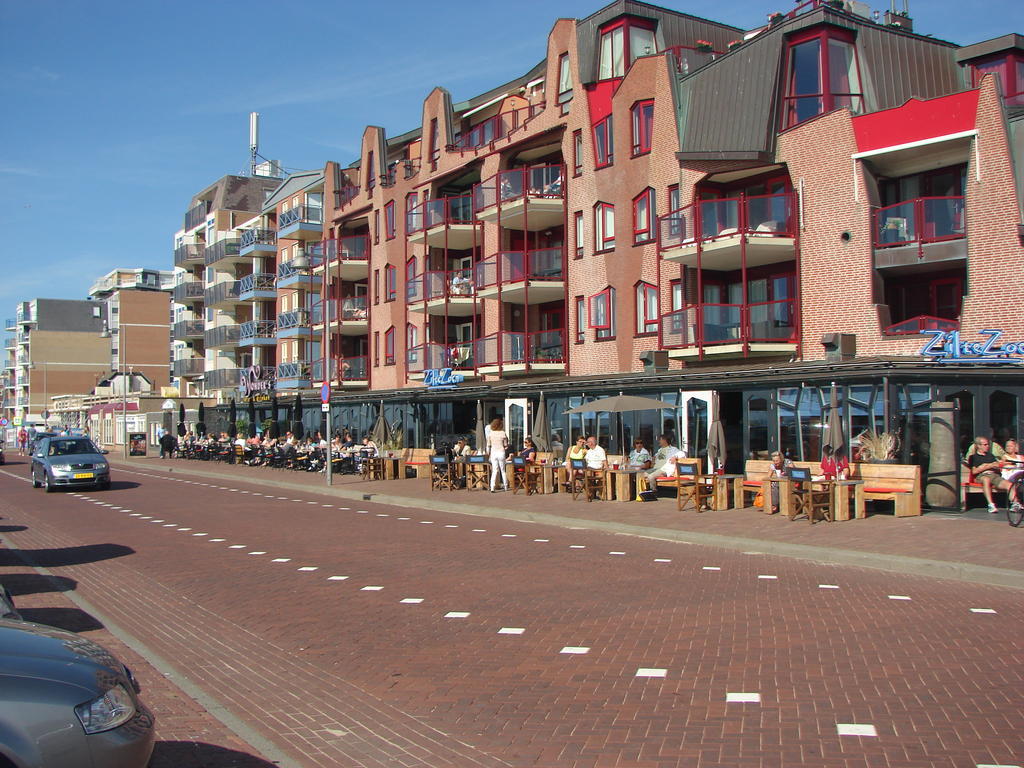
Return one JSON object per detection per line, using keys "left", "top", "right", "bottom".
{"left": 882, "top": 315, "right": 960, "bottom": 336}
{"left": 239, "top": 228, "right": 276, "bottom": 250}
{"left": 276, "top": 360, "right": 311, "bottom": 380}
{"left": 659, "top": 299, "right": 796, "bottom": 349}
{"left": 238, "top": 320, "right": 277, "bottom": 342}
{"left": 324, "top": 234, "right": 370, "bottom": 264}
{"left": 474, "top": 247, "right": 564, "bottom": 289}
{"left": 406, "top": 194, "right": 475, "bottom": 234}
{"left": 452, "top": 102, "right": 546, "bottom": 152}
{"left": 172, "top": 357, "right": 205, "bottom": 377}
{"left": 204, "top": 237, "right": 242, "bottom": 266}
{"left": 874, "top": 196, "right": 965, "bottom": 249}
{"left": 185, "top": 201, "right": 210, "bottom": 231}
{"left": 238, "top": 272, "right": 276, "bottom": 296}
{"left": 204, "top": 324, "right": 240, "bottom": 347}
{"left": 473, "top": 164, "right": 565, "bottom": 212}
{"left": 173, "top": 280, "right": 205, "bottom": 303}
{"left": 657, "top": 192, "right": 796, "bottom": 252}
{"left": 204, "top": 281, "right": 240, "bottom": 306}
{"left": 278, "top": 205, "right": 323, "bottom": 229}
{"left": 174, "top": 243, "right": 205, "bottom": 267}
{"left": 173, "top": 319, "right": 204, "bottom": 338}
{"left": 276, "top": 309, "right": 311, "bottom": 330}
{"left": 204, "top": 368, "right": 241, "bottom": 390}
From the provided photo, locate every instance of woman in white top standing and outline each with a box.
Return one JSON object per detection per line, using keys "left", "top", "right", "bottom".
{"left": 487, "top": 417, "right": 509, "bottom": 492}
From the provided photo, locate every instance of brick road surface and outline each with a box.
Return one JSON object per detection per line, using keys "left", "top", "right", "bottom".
{"left": 0, "top": 455, "right": 1021, "bottom": 767}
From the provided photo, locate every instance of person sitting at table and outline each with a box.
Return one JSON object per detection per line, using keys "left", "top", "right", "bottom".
{"left": 453, "top": 437, "right": 473, "bottom": 459}
{"left": 820, "top": 445, "right": 849, "bottom": 480}
{"left": 584, "top": 435, "right": 607, "bottom": 470}
{"left": 519, "top": 437, "right": 537, "bottom": 463}
{"left": 566, "top": 436, "right": 587, "bottom": 464}
{"left": 767, "top": 450, "right": 794, "bottom": 514}
{"left": 628, "top": 439, "right": 653, "bottom": 470}
{"left": 360, "top": 435, "right": 379, "bottom": 457}
{"left": 642, "top": 435, "right": 685, "bottom": 491}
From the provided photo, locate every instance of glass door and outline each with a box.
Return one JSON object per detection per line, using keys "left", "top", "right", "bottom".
{"left": 504, "top": 398, "right": 528, "bottom": 455}
{"left": 680, "top": 390, "right": 713, "bottom": 467}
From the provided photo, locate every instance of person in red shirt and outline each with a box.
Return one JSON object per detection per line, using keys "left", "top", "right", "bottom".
{"left": 820, "top": 445, "right": 849, "bottom": 480}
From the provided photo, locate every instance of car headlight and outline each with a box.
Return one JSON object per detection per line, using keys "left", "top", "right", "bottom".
{"left": 94, "top": 462, "right": 109, "bottom": 472}
{"left": 51, "top": 464, "right": 72, "bottom": 472}
{"left": 75, "top": 684, "right": 136, "bottom": 734}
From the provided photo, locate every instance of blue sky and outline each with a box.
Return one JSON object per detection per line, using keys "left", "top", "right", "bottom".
{"left": 0, "top": 0, "right": 1018, "bottom": 312}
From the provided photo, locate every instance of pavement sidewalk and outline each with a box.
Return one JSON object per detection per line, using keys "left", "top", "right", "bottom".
{"left": 117, "top": 455, "right": 1024, "bottom": 590}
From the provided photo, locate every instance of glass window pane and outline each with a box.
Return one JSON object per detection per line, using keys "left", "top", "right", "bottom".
{"left": 748, "top": 396, "right": 769, "bottom": 459}
{"left": 629, "top": 26, "right": 656, "bottom": 63}
{"left": 599, "top": 32, "right": 613, "bottom": 79}
{"left": 558, "top": 55, "right": 572, "bottom": 95}
{"left": 791, "top": 39, "right": 821, "bottom": 96}
{"left": 611, "top": 27, "right": 624, "bottom": 77}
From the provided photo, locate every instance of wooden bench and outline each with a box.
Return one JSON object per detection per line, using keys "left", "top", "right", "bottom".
{"left": 850, "top": 463, "right": 921, "bottom": 517}
{"left": 743, "top": 459, "right": 847, "bottom": 518}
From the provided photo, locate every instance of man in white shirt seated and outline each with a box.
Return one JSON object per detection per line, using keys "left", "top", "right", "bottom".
{"left": 642, "top": 435, "right": 686, "bottom": 491}
{"left": 584, "top": 435, "right": 607, "bottom": 470}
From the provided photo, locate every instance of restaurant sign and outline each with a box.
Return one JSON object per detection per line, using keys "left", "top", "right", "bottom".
{"left": 239, "top": 364, "right": 276, "bottom": 400}
{"left": 920, "top": 329, "right": 1024, "bottom": 365}
{"left": 423, "top": 368, "right": 464, "bottom": 389}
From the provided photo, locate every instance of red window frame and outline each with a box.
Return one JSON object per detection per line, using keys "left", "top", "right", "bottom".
{"left": 406, "top": 322, "right": 418, "bottom": 350}
{"left": 593, "top": 116, "right": 613, "bottom": 168}
{"left": 971, "top": 53, "right": 1024, "bottom": 104}
{"left": 574, "top": 296, "right": 585, "bottom": 343}
{"left": 667, "top": 184, "right": 680, "bottom": 214}
{"left": 572, "top": 130, "right": 583, "bottom": 176}
{"left": 635, "top": 281, "right": 658, "bottom": 335}
{"left": 631, "top": 100, "right": 654, "bottom": 156}
{"left": 366, "top": 150, "right": 375, "bottom": 192}
{"left": 783, "top": 27, "right": 862, "bottom": 129}
{"left": 384, "top": 327, "right": 395, "bottom": 366}
{"left": 596, "top": 18, "right": 657, "bottom": 82}
{"left": 384, "top": 201, "right": 395, "bottom": 240}
{"left": 588, "top": 288, "right": 615, "bottom": 340}
{"left": 385, "top": 264, "right": 396, "bottom": 302}
{"left": 373, "top": 209, "right": 380, "bottom": 245}
{"left": 594, "top": 202, "right": 615, "bottom": 252}
{"left": 574, "top": 211, "right": 584, "bottom": 259}
{"left": 632, "top": 188, "right": 655, "bottom": 244}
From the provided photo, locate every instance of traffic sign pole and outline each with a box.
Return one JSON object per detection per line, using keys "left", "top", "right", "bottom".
{"left": 322, "top": 383, "right": 332, "bottom": 487}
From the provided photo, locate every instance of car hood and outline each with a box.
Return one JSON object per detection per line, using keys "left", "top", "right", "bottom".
{"left": 41, "top": 453, "right": 107, "bottom": 464}
{"left": 0, "top": 619, "right": 126, "bottom": 694}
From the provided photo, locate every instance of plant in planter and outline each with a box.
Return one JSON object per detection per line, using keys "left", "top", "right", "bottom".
{"left": 855, "top": 429, "right": 900, "bottom": 462}
{"left": 728, "top": 39, "right": 744, "bottom": 51}
{"left": 826, "top": 0, "right": 846, "bottom": 9}
{"left": 768, "top": 11, "right": 784, "bottom": 24}
{"left": 694, "top": 39, "right": 713, "bottom": 53}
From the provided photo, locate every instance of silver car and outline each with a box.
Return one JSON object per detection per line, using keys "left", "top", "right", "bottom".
{"left": 30, "top": 436, "right": 111, "bottom": 492}
{"left": 0, "top": 618, "right": 155, "bottom": 768}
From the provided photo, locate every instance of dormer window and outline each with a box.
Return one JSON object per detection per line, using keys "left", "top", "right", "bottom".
{"left": 598, "top": 18, "right": 657, "bottom": 81}
{"left": 783, "top": 28, "right": 862, "bottom": 129}
{"left": 971, "top": 54, "right": 1024, "bottom": 106}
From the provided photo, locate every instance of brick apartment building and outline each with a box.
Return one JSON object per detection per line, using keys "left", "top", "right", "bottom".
{"left": 174, "top": 0, "right": 1024, "bottom": 474}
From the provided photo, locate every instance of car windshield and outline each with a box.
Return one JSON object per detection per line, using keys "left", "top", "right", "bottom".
{"left": 47, "top": 440, "right": 96, "bottom": 457}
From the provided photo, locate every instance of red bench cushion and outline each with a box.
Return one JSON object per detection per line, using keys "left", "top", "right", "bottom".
{"left": 863, "top": 486, "right": 911, "bottom": 494}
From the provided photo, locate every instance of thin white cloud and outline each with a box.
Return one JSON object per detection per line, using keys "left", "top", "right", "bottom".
{"left": 0, "top": 165, "right": 44, "bottom": 177}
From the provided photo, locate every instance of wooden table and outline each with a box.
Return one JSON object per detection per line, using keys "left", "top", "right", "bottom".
{"left": 609, "top": 468, "right": 643, "bottom": 502}
{"left": 711, "top": 473, "right": 745, "bottom": 510}
{"left": 834, "top": 479, "right": 863, "bottom": 521}
{"left": 380, "top": 456, "right": 406, "bottom": 480}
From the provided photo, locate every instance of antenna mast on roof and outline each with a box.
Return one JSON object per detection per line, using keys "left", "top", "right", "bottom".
{"left": 249, "top": 112, "right": 259, "bottom": 177}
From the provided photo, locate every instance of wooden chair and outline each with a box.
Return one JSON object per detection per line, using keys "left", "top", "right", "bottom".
{"left": 582, "top": 467, "right": 606, "bottom": 502}
{"left": 429, "top": 455, "right": 456, "bottom": 491}
{"left": 787, "top": 466, "right": 833, "bottom": 523}
{"left": 361, "top": 453, "right": 385, "bottom": 481}
{"left": 510, "top": 456, "right": 540, "bottom": 495}
{"left": 674, "top": 464, "right": 711, "bottom": 512}
{"left": 567, "top": 459, "right": 588, "bottom": 500}
{"left": 465, "top": 455, "right": 489, "bottom": 490}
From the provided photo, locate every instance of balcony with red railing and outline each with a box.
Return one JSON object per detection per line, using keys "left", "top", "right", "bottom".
{"left": 406, "top": 268, "right": 476, "bottom": 316}
{"left": 473, "top": 247, "right": 564, "bottom": 304}
{"left": 473, "top": 164, "right": 565, "bottom": 231}
{"left": 407, "top": 341, "right": 477, "bottom": 381}
{"left": 315, "top": 234, "right": 370, "bottom": 280}
{"left": 475, "top": 329, "right": 566, "bottom": 375}
{"left": 658, "top": 192, "right": 796, "bottom": 269}
{"left": 659, "top": 300, "right": 798, "bottom": 359}
{"left": 873, "top": 196, "right": 966, "bottom": 270}
{"left": 882, "top": 315, "right": 960, "bottom": 336}
{"left": 310, "top": 295, "right": 368, "bottom": 336}
{"left": 406, "top": 194, "right": 478, "bottom": 249}
{"left": 450, "top": 102, "right": 546, "bottom": 153}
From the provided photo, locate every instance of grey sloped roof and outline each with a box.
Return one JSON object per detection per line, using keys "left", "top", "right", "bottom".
{"left": 262, "top": 170, "right": 324, "bottom": 212}
{"left": 191, "top": 174, "right": 282, "bottom": 215}
{"left": 675, "top": 7, "right": 963, "bottom": 161}
{"left": 452, "top": 59, "right": 547, "bottom": 114}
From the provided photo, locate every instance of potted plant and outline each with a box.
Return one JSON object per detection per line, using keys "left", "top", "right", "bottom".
{"left": 768, "top": 11, "right": 784, "bottom": 24}
{"left": 728, "top": 39, "right": 744, "bottom": 51}
{"left": 855, "top": 429, "right": 900, "bottom": 463}
{"left": 694, "top": 39, "right": 713, "bottom": 53}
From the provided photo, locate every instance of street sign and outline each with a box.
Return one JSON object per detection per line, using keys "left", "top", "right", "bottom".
{"left": 0, "top": 417, "right": 8, "bottom": 427}
{"left": 320, "top": 403, "right": 330, "bottom": 413}
{"left": 320, "top": 383, "right": 330, "bottom": 403}
{"left": 41, "top": 409, "right": 51, "bottom": 420}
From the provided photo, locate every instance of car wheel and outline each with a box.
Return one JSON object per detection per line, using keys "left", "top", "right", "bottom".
{"left": 44, "top": 472, "right": 55, "bottom": 493}
{"left": 31, "top": 470, "right": 41, "bottom": 488}
{"left": 96, "top": 480, "right": 110, "bottom": 491}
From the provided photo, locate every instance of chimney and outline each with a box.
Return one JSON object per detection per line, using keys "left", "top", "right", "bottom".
{"left": 821, "top": 333, "right": 856, "bottom": 361}
{"left": 639, "top": 350, "right": 669, "bottom": 373}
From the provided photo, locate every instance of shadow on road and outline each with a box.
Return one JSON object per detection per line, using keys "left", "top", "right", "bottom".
{"left": 0, "top": 525, "right": 27, "bottom": 533}
{"left": 150, "top": 741, "right": 280, "bottom": 768}
{"left": 0, "top": 543, "right": 135, "bottom": 568}
{"left": 17, "top": 606, "right": 105, "bottom": 632}
{"left": 0, "top": 573, "right": 77, "bottom": 596}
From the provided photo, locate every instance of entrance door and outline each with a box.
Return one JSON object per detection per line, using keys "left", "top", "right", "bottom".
{"left": 504, "top": 398, "right": 529, "bottom": 454}
{"left": 680, "top": 390, "right": 714, "bottom": 465}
